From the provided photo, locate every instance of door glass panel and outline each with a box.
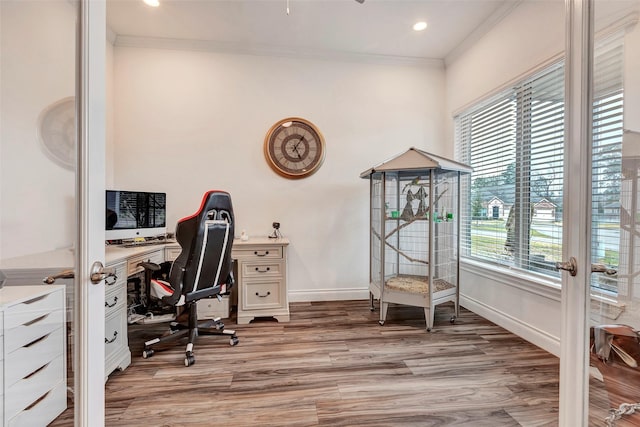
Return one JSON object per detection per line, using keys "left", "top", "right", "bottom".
{"left": 589, "top": 1, "right": 640, "bottom": 424}
{"left": 0, "top": 0, "right": 78, "bottom": 424}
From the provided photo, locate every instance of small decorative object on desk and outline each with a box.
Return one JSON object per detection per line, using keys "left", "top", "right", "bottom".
{"left": 269, "top": 221, "right": 282, "bottom": 239}
{"left": 240, "top": 230, "right": 249, "bottom": 241}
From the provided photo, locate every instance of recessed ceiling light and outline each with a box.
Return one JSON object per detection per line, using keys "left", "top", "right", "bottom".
{"left": 413, "top": 21, "right": 428, "bottom": 31}
{"left": 143, "top": 0, "right": 160, "bottom": 7}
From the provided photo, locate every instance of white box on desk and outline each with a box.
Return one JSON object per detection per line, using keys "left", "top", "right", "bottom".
{"left": 196, "top": 295, "right": 230, "bottom": 319}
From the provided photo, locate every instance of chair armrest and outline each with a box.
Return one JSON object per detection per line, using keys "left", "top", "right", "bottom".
{"left": 138, "top": 261, "right": 161, "bottom": 271}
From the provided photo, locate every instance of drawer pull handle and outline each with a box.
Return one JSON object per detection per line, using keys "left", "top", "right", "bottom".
{"left": 24, "top": 313, "right": 50, "bottom": 327}
{"left": 105, "top": 296, "right": 118, "bottom": 308}
{"left": 255, "top": 267, "right": 271, "bottom": 273}
{"left": 254, "top": 250, "right": 269, "bottom": 257}
{"left": 105, "top": 275, "right": 118, "bottom": 286}
{"left": 24, "top": 362, "right": 49, "bottom": 380}
{"left": 105, "top": 331, "right": 118, "bottom": 344}
{"left": 255, "top": 291, "right": 271, "bottom": 298}
{"left": 24, "top": 333, "right": 50, "bottom": 348}
{"left": 23, "top": 294, "right": 48, "bottom": 304}
{"left": 24, "top": 389, "right": 51, "bottom": 411}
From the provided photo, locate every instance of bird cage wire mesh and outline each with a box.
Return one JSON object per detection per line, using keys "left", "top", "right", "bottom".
{"left": 362, "top": 148, "right": 472, "bottom": 331}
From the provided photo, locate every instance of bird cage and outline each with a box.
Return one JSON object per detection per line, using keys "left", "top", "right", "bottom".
{"left": 360, "top": 147, "right": 472, "bottom": 331}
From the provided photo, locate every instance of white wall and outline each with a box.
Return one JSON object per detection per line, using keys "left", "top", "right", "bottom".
{"left": 111, "top": 46, "right": 446, "bottom": 301}
{"left": 445, "top": 0, "right": 566, "bottom": 355}
{"left": 0, "top": 1, "right": 77, "bottom": 260}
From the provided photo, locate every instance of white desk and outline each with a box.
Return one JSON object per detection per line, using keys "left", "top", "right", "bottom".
{"left": 0, "top": 236, "right": 290, "bottom": 379}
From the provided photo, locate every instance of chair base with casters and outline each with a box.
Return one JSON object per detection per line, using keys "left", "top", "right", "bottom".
{"left": 142, "top": 296, "right": 239, "bottom": 367}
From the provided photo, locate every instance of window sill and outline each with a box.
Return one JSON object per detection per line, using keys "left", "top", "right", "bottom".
{"left": 461, "top": 258, "right": 626, "bottom": 321}
{"left": 461, "top": 257, "right": 561, "bottom": 301}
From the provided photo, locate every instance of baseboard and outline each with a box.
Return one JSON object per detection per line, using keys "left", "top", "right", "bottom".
{"left": 461, "top": 294, "right": 560, "bottom": 357}
{"left": 288, "top": 287, "right": 369, "bottom": 302}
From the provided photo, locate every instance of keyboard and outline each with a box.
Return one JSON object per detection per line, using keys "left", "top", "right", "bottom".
{"left": 121, "top": 240, "right": 168, "bottom": 248}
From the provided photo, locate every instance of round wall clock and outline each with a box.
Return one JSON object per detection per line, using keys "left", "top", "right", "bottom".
{"left": 264, "top": 117, "right": 325, "bottom": 179}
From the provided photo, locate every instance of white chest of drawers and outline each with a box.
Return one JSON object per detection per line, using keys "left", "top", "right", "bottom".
{"left": 0, "top": 285, "right": 67, "bottom": 427}
{"left": 104, "top": 261, "right": 131, "bottom": 380}
{"left": 233, "top": 238, "right": 290, "bottom": 325}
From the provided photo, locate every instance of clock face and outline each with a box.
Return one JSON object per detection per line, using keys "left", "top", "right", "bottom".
{"left": 264, "top": 117, "right": 325, "bottom": 179}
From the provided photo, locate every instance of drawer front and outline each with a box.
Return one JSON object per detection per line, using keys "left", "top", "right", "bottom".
{"left": 5, "top": 326, "right": 65, "bottom": 388}
{"left": 127, "top": 250, "right": 164, "bottom": 276}
{"left": 165, "top": 246, "right": 181, "bottom": 262}
{"left": 233, "top": 245, "right": 282, "bottom": 260}
{"left": 242, "top": 260, "right": 284, "bottom": 278}
{"left": 105, "top": 262, "right": 126, "bottom": 293}
{"left": 4, "top": 309, "right": 64, "bottom": 355}
{"left": 4, "top": 289, "right": 64, "bottom": 329}
{"left": 5, "top": 354, "right": 65, "bottom": 421}
{"left": 196, "top": 296, "right": 230, "bottom": 319}
{"left": 243, "top": 280, "right": 283, "bottom": 310}
{"left": 105, "top": 308, "right": 128, "bottom": 362}
{"left": 7, "top": 373, "right": 66, "bottom": 427}
{"left": 104, "top": 287, "right": 126, "bottom": 318}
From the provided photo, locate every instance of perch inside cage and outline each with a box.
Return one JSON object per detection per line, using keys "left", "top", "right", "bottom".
{"left": 360, "top": 147, "right": 472, "bottom": 331}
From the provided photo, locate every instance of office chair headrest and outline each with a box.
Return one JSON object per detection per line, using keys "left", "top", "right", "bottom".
{"left": 180, "top": 190, "right": 234, "bottom": 225}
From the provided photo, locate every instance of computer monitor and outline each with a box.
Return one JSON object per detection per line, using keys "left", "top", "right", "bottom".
{"left": 105, "top": 190, "right": 167, "bottom": 241}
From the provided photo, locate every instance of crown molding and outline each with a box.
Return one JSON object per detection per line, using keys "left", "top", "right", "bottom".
{"left": 113, "top": 34, "right": 444, "bottom": 68}
{"left": 106, "top": 26, "right": 117, "bottom": 45}
{"left": 445, "top": 0, "right": 523, "bottom": 67}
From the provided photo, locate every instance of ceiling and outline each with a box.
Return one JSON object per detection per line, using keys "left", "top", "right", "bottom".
{"left": 106, "top": 0, "right": 514, "bottom": 62}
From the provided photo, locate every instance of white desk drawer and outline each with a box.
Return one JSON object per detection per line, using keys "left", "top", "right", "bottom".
{"left": 104, "top": 288, "right": 126, "bottom": 318}
{"left": 233, "top": 246, "right": 283, "bottom": 260}
{"left": 127, "top": 250, "right": 164, "bottom": 276}
{"left": 243, "top": 280, "right": 283, "bottom": 310}
{"left": 5, "top": 354, "right": 64, "bottom": 421}
{"left": 165, "top": 246, "right": 181, "bottom": 262}
{"left": 4, "top": 289, "right": 64, "bottom": 329}
{"left": 5, "top": 326, "right": 64, "bottom": 388}
{"left": 105, "top": 308, "right": 127, "bottom": 361}
{"left": 105, "top": 262, "right": 126, "bottom": 292}
{"left": 242, "top": 260, "right": 284, "bottom": 278}
{"left": 4, "top": 309, "right": 64, "bottom": 355}
{"left": 7, "top": 376, "right": 66, "bottom": 427}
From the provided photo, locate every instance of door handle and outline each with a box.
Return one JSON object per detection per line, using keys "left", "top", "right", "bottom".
{"left": 43, "top": 269, "right": 74, "bottom": 284}
{"left": 90, "top": 261, "right": 116, "bottom": 284}
{"left": 555, "top": 257, "right": 577, "bottom": 276}
{"left": 591, "top": 263, "right": 617, "bottom": 276}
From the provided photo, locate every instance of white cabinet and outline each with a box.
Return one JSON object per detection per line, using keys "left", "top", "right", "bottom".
{"left": 104, "top": 261, "right": 131, "bottom": 380}
{"left": 0, "top": 285, "right": 67, "bottom": 427}
{"left": 234, "top": 238, "right": 290, "bottom": 325}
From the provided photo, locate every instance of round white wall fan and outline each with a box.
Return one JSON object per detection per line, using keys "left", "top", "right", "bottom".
{"left": 37, "top": 96, "right": 75, "bottom": 170}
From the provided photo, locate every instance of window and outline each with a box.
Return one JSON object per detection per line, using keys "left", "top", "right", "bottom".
{"left": 591, "top": 34, "right": 624, "bottom": 292}
{"left": 455, "top": 34, "right": 623, "bottom": 281}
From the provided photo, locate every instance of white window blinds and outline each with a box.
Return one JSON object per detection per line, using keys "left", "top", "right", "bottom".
{"left": 591, "top": 32, "right": 624, "bottom": 292}
{"left": 455, "top": 32, "right": 623, "bottom": 280}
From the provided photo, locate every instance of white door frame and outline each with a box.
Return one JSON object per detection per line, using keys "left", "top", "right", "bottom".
{"left": 75, "top": 0, "right": 106, "bottom": 425}
{"left": 559, "top": 0, "right": 594, "bottom": 424}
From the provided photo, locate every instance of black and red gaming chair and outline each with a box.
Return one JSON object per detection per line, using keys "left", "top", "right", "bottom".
{"left": 142, "top": 190, "right": 238, "bottom": 366}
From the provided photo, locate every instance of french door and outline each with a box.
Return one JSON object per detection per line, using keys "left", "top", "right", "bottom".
{"left": 0, "top": 0, "right": 106, "bottom": 425}
{"left": 561, "top": 0, "right": 640, "bottom": 425}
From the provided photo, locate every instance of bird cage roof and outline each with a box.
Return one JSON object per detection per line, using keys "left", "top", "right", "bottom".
{"left": 359, "top": 147, "right": 472, "bottom": 178}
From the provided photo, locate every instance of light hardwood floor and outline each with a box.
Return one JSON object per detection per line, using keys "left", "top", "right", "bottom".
{"left": 51, "top": 300, "right": 572, "bottom": 426}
